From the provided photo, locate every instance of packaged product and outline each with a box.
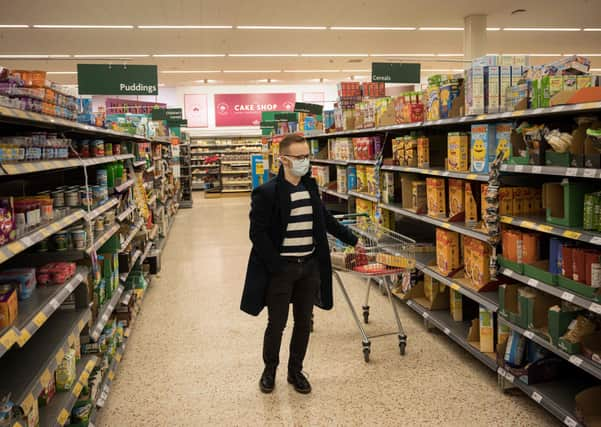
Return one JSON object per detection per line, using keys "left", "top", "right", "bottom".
{"left": 495, "top": 123, "right": 513, "bottom": 161}
{"left": 336, "top": 166, "right": 347, "bottom": 194}
{"left": 498, "top": 323, "right": 511, "bottom": 347}
{"left": 450, "top": 288, "right": 463, "bottom": 321}
{"left": 356, "top": 166, "right": 367, "bottom": 192}
{"left": 439, "top": 78, "right": 461, "bottom": 119}
{"left": 447, "top": 132, "right": 469, "bottom": 172}
{"left": 392, "top": 137, "right": 404, "bottom": 165}
{"left": 448, "top": 179, "right": 465, "bottom": 218}
{"left": 487, "top": 66, "right": 501, "bottom": 113}
{"left": 0, "top": 268, "right": 36, "bottom": 300}
{"left": 466, "top": 66, "right": 485, "bottom": 115}
{"left": 38, "top": 376, "right": 56, "bottom": 406}
{"left": 404, "top": 136, "right": 418, "bottom": 167}
{"left": 504, "top": 331, "right": 527, "bottom": 367}
{"left": 465, "top": 183, "right": 479, "bottom": 226}
{"left": 381, "top": 172, "right": 395, "bottom": 204}
{"left": 426, "top": 86, "right": 440, "bottom": 121}
{"left": 426, "top": 178, "right": 446, "bottom": 218}
{"left": 436, "top": 228, "right": 460, "bottom": 276}
{"left": 479, "top": 308, "right": 494, "bottom": 353}
{"left": 411, "top": 181, "right": 427, "bottom": 214}
{"left": 347, "top": 166, "right": 357, "bottom": 192}
{"left": 500, "top": 66, "right": 512, "bottom": 112}
{"left": 365, "top": 167, "right": 377, "bottom": 196}
{"left": 55, "top": 349, "right": 77, "bottom": 391}
{"left": 417, "top": 137, "right": 430, "bottom": 168}
{"left": 71, "top": 400, "right": 94, "bottom": 425}
{"left": 0, "top": 288, "right": 17, "bottom": 328}
{"left": 470, "top": 124, "right": 496, "bottom": 173}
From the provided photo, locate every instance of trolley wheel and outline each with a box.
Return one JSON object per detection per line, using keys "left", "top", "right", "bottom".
{"left": 363, "top": 347, "right": 370, "bottom": 363}
{"left": 362, "top": 306, "right": 370, "bottom": 324}
{"left": 399, "top": 336, "right": 407, "bottom": 356}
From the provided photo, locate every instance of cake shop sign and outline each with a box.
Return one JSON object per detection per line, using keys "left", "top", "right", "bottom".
{"left": 214, "top": 93, "right": 296, "bottom": 126}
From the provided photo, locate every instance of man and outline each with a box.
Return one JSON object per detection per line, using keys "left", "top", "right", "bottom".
{"left": 240, "top": 133, "right": 358, "bottom": 395}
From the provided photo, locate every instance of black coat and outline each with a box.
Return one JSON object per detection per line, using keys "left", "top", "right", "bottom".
{"left": 240, "top": 169, "right": 358, "bottom": 316}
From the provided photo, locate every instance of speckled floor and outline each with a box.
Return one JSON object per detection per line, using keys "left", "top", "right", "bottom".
{"left": 97, "top": 193, "right": 559, "bottom": 426}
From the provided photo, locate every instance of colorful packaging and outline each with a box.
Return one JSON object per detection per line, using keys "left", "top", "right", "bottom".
{"left": 417, "top": 137, "right": 430, "bottom": 168}
{"left": 500, "top": 66, "right": 512, "bottom": 112}
{"left": 499, "top": 187, "right": 514, "bottom": 216}
{"left": 487, "top": 66, "right": 501, "bottom": 113}
{"left": 436, "top": 228, "right": 460, "bottom": 276}
{"left": 404, "top": 136, "right": 418, "bottom": 167}
{"left": 356, "top": 165, "right": 367, "bottom": 192}
{"left": 381, "top": 172, "right": 395, "bottom": 204}
{"left": 347, "top": 165, "right": 357, "bottom": 191}
{"left": 448, "top": 179, "right": 465, "bottom": 218}
{"left": 479, "top": 307, "right": 495, "bottom": 353}
{"left": 440, "top": 79, "right": 461, "bottom": 119}
{"left": 336, "top": 166, "right": 347, "bottom": 194}
{"left": 366, "top": 166, "right": 377, "bottom": 196}
{"left": 426, "top": 177, "right": 446, "bottom": 218}
{"left": 448, "top": 132, "right": 469, "bottom": 172}
{"left": 466, "top": 66, "right": 485, "bottom": 115}
{"left": 471, "top": 124, "right": 496, "bottom": 173}
{"left": 495, "top": 123, "right": 513, "bottom": 161}
{"left": 0, "top": 288, "right": 17, "bottom": 328}
{"left": 426, "top": 86, "right": 440, "bottom": 121}
{"left": 450, "top": 288, "right": 463, "bottom": 321}
{"left": 55, "top": 349, "right": 77, "bottom": 391}
{"left": 392, "top": 137, "right": 404, "bottom": 165}
{"left": 411, "top": 181, "right": 427, "bottom": 213}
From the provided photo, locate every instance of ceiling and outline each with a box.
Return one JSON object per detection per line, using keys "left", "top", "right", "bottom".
{"left": 1, "top": 0, "right": 601, "bottom": 86}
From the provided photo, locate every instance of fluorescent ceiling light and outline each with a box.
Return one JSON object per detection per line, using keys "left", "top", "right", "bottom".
{"left": 0, "top": 54, "right": 71, "bottom": 58}
{"left": 511, "top": 53, "right": 561, "bottom": 57}
{"left": 341, "top": 69, "right": 370, "bottom": 72}
{"left": 504, "top": 27, "right": 581, "bottom": 31}
{"left": 576, "top": 53, "right": 601, "bottom": 56}
{"left": 33, "top": 25, "right": 134, "bottom": 29}
{"left": 591, "top": 68, "right": 601, "bottom": 72}
{"left": 0, "top": 25, "right": 29, "bottom": 28}
{"left": 223, "top": 70, "right": 281, "bottom": 73}
{"left": 487, "top": 53, "right": 500, "bottom": 56}
{"left": 158, "top": 83, "right": 166, "bottom": 87}
{"left": 47, "top": 71, "right": 77, "bottom": 74}
{"left": 74, "top": 54, "right": 149, "bottom": 58}
{"left": 419, "top": 27, "right": 463, "bottom": 31}
{"left": 152, "top": 54, "right": 225, "bottom": 57}
{"left": 330, "top": 26, "right": 415, "bottom": 31}
{"left": 228, "top": 54, "right": 299, "bottom": 57}
{"left": 193, "top": 79, "right": 218, "bottom": 83}
{"left": 584, "top": 28, "right": 601, "bottom": 31}
{"left": 161, "top": 70, "right": 221, "bottom": 74}
{"left": 486, "top": 27, "right": 501, "bottom": 31}
{"left": 437, "top": 53, "right": 464, "bottom": 57}
{"left": 237, "top": 25, "right": 326, "bottom": 30}
{"left": 138, "top": 25, "right": 232, "bottom": 29}
{"left": 301, "top": 53, "right": 368, "bottom": 57}
{"left": 370, "top": 53, "right": 435, "bottom": 57}
{"left": 283, "top": 70, "right": 341, "bottom": 73}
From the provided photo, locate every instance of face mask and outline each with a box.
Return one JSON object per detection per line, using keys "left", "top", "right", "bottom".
{"left": 286, "top": 157, "right": 310, "bottom": 177}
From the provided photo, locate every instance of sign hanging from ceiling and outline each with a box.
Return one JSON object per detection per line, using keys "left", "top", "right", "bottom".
{"left": 214, "top": 93, "right": 296, "bottom": 127}
{"left": 184, "top": 94, "right": 209, "bottom": 128}
{"left": 371, "top": 63, "right": 421, "bottom": 84}
{"left": 77, "top": 64, "right": 159, "bottom": 95}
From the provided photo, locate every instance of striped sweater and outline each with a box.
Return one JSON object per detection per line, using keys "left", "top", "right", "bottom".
{"left": 280, "top": 182, "right": 314, "bottom": 257}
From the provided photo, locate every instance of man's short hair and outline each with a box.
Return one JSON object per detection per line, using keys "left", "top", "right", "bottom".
{"left": 279, "top": 134, "right": 307, "bottom": 154}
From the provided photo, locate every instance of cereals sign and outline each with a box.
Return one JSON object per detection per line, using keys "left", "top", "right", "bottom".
{"left": 77, "top": 64, "right": 159, "bottom": 95}
{"left": 214, "top": 93, "right": 296, "bottom": 126}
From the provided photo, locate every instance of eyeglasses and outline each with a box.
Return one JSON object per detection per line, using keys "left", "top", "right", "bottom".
{"left": 282, "top": 154, "right": 310, "bottom": 160}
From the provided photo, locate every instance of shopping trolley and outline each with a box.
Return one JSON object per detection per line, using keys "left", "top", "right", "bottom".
{"left": 329, "top": 214, "right": 416, "bottom": 362}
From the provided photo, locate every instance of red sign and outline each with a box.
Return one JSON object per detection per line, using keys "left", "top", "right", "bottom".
{"left": 214, "top": 93, "right": 296, "bottom": 127}
{"left": 184, "top": 94, "right": 209, "bottom": 128}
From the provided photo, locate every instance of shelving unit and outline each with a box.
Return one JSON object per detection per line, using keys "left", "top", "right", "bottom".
{"left": 302, "top": 99, "right": 601, "bottom": 425}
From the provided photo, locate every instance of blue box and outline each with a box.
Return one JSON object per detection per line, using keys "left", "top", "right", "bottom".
{"left": 347, "top": 165, "right": 357, "bottom": 192}
{"left": 470, "top": 124, "right": 497, "bottom": 173}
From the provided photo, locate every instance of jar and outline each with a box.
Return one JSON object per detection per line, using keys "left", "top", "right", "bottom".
{"left": 113, "top": 143, "right": 121, "bottom": 155}
{"left": 71, "top": 228, "right": 87, "bottom": 250}
{"left": 96, "top": 169, "right": 108, "bottom": 187}
{"left": 105, "top": 142, "right": 113, "bottom": 156}
{"left": 103, "top": 210, "right": 115, "bottom": 227}
{"left": 65, "top": 189, "right": 80, "bottom": 207}
{"left": 51, "top": 189, "right": 65, "bottom": 208}
{"left": 53, "top": 231, "right": 68, "bottom": 251}
{"left": 80, "top": 187, "right": 94, "bottom": 209}
{"left": 39, "top": 200, "right": 53, "bottom": 221}
{"left": 36, "top": 238, "right": 49, "bottom": 252}
{"left": 91, "top": 140, "right": 105, "bottom": 157}
{"left": 92, "top": 185, "right": 104, "bottom": 207}
{"left": 94, "top": 217, "right": 104, "bottom": 233}
{"left": 79, "top": 140, "right": 90, "bottom": 158}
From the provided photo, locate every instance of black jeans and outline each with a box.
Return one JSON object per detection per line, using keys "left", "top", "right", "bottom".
{"left": 263, "top": 256, "right": 320, "bottom": 374}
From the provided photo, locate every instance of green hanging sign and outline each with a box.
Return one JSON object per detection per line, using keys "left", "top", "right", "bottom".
{"left": 371, "top": 63, "right": 421, "bottom": 84}
{"left": 77, "top": 64, "right": 159, "bottom": 95}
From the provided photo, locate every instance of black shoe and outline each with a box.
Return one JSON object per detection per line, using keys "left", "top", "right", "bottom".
{"left": 259, "top": 368, "right": 276, "bottom": 393}
{"left": 287, "top": 371, "right": 312, "bottom": 394}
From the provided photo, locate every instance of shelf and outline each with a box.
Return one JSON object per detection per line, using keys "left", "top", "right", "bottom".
{"left": 120, "top": 290, "right": 133, "bottom": 307}
{"left": 499, "top": 267, "right": 601, "bottom": 314}
{"left": 85, "top": 198, "right": 118, "bottom": 222}
{"left": 192, "top": 171, "right": 219, "bottom": 176}
{"left": 95, "top": 331, "right": 130, "bottom": 409}
{"left": 86, "top": 224, "right": 119, "bottom": 255}
{"left": 90, "top": 285, "right": 124, "bottom": 341}
{"left": 498, "top": 370, "right": 588, "bottom": 427}
{"left": 0, "top": 155, "right": 134, "bottom": 176}
{"left": 381, "top": 165, "right": 489, "bottom": 182}
{"left": 139, "top": 241, "right": 153, "bottom": 264}
{"left": 381, "top": 203, "right": 491, "bottom": 243}
{"left": 310, "top": 158, "right": 349, "bottom": 166}
{"left": 114, "top": 178, "right": 135, "bottom": 193}
{"left": 498, "top": 316, "right": 601, "bottom": 381}
{"left": 402, "top": 298, "right": 497, "bottom": 371}
{"left": 500, "top": 215, "right": 601, "bottom": 246}
{"left": 149, "top": 224, "right": 159, "bottom": 241}
{"left": 133, "top": 160, "right": 146, "bottom": 168}
{"left": 38, "top": 355, "right": 98, "bottom": 427}
{"left": 116, "top": 204, "right": 136, "bottom": 222}
{"left": 146, "top": 165, "right": 155, "bottom": 173}
{"left": 0, "top": 267, "right": 87, "bottom": 357}
{"left": 153, "top": 156, "right": 162, "bottom": 161}
{"left": 0, "top": 308, "right": 90, "bottom": 416}
{"left": 348, "top": 159, "right": 377, "bottom": 165}
{"left": 191, "top": 163, "right": 219, "bottom": 167}
{"left": 119, "top": 249, "right": 142, "bottom": 282}
{"left": 223, "top": 180, "right": 252, "bottom": 185}
{"left": 318, "top": 187, "right": 350, "bottom": 200}
{"left": 192, "top": 150, "right": 260, "bottom": 155}
{"left": 120, "top": 220, "right": 144, "bottom": 252}
{"left": 501, "top": 164, "right": 601, "bottom": 179}
{"left": 313, "top": 101, "right": 601, "bottom": 138}
{"left": 222, "top": 189, "right": 251, "bottom": 193}
{"left": 221, "top": 160, "right": 251, "bottom": 165}
{"left": 0, "top": 209, "right": 85, "bottom": 266}
{"left": 416, "top": 262, "right": 499, "bottom": 312}
{"left": 191, "top": 143, "right": 262, "bottom": 148}
{"left": 347, "top": 191, "right": 379, "bottom": 203}
{"left": 221, "top": 170, "right": 250, "bottom": 174}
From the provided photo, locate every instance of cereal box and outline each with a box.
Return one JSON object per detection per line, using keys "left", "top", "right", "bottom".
{"left": 392, "top": 137, "right": 404, "bottom": 165}
{"left": 487, "top": 66, "right": 500, "bottom": 113}
{"left": 500, "top": 66, "right": 512, "bottom": 112}
{"left": 366, "top": 166, "right": 377, "bottom": 196}
{"left": 404, "top": 136, "right": 418, "bottom": 167}
{"left": 417, "top": 137, "right": 430, "bottom": 168}
{"left": 356, "top": 165, "right": 367, "bottom": 192}
{"left": 470, "top": 124, "right": 496, "bottom": 173}
{"left": 499, "top": 187, "right": 514, "bottom": 216}
{"left": 450, "top": 288, "right": 463, "bottom": 321}
{"left": 436, "top": 228, "right": 460, "bottom": 276}
{"left": 411, "top": 181, "right": 427, "bottom": 214}
{"left": 336, "top": 166, "right": 347, "bottom": 194}
{"left": 466, "top": 66, "right": 485, "bottom": 115}
{"left": 381, "top": 172, "right": 395, "bottom": 204}
{"left": 426, "top": 177, "right": 446, "bottom": 218}
{"left": 448, "top": 132, "right": 469, "bottom": 172}
{"left": 465, "top": 183, "right": 479, "bottom": 226}
{"left": 449, "top": 179, "right": 465, "bottom": 218}
{"left": 426, "top": 86, "right": 440, "bottom": 121}
{"left": 495, "top": 123, "right": 513, "bottom": 161}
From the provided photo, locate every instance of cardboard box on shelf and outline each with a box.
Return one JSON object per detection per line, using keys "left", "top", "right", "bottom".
{"left": 575, "top": 386, "right": 601, "bottom": 427}
{"left": 356, "top": 165, "right": 367, "bottom": 193}
{"left": 465, "top": 183, "right": 479, "bottom": 226}
{"left": 448, "top": 132, "right": 470, "bottom": 172}
{"left": 524, "top": 289, "right": 559, "bottom": 330}
{"left": 448, "top": 179, "right": 465, "bottom": 218}
{"left": 495, "top": 123, "right": 513, "bottom": 161}
{"left": 471, "top": 124, "right": 497, "bottom": 173}
{"left": 411, "top": 181, "right": 427, "bottom": 213}
{"left": 466, "top": 238, "right": 492, "bottom": 290}
{"left": 436, "top": 228, "right": 461, "bottom": 276}
{"left": 366, "top": 166, "right": 377, "bottom": 196}
{"left": 548, "top": 305, "right": 580, "bottom": 346}
{"left": 487, "top": 66, "right": 501, "bottom": 114}
{"left": 499, "top": 187, "right": 513, "bottom": 216}
{"left": 311, "top": 165, "right": 330, "bottom": 188}
{"left": 498, "top": 322, "right": 511, "bottom": 349}
{"left": 479, "top": 307, "right": 495, "bottom": 353}
{"left": 543, "top": 180, "right": 593, "bottom": 228}
{"left": 0, "top": 288, "right": 17, "bottom": 328}
{"left": 336, "top": 166, "right": 347, "bottom": 194}
{"left": 450, "top": 288, "right": 463, "bottom": 321}
{"left": 500, "top": 66, "right": 512, "bottom": 112}
{"left": 417, "top": 137, "right": 430, "bottom": 168}
{"left": 381, "top": 171, "right": 395, "bottom": 204}
{"left": 466, "top": 66, "right": 486, "bottom": 115}
{"left": 426, "top": 177, "right": 447, "bottom": 218}
{"left": 424, "top": 274, "right": 450, "bottom": 309}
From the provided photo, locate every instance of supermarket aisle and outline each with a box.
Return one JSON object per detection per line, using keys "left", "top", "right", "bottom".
{"left": 98, "top": 193, "right": 557, "bottom": 426}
